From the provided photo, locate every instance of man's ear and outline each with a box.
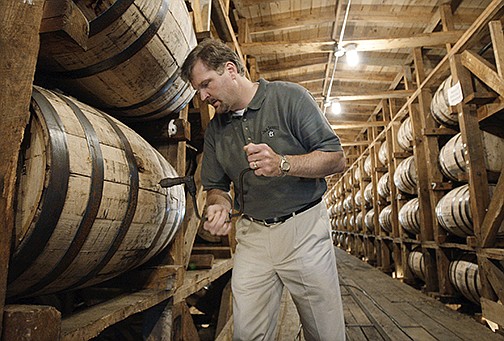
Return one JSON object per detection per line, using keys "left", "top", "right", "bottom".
{"left": 225, "top": 61, "right": 237, "bottom": 76}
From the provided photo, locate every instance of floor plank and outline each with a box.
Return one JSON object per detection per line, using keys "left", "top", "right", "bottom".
{"left": 274, "top": 247, "right": 504, "bottom": 341}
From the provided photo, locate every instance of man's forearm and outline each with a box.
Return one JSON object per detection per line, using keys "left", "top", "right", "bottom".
{"left": 287, "top": 150, "right": 345, "bottom": 178}
{"left": 206, "top": 189, "right": 233, "bottom": 209}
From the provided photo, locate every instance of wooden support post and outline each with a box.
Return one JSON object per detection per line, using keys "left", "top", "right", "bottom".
{"left": 423, "top": 248, "right": 439, "bottom": 293}
{"left": 481, "top": 169, "right": 504, "bottom": 248}
{"left": 2, "top": 305, "right": 61, "bottom": 341}
{"left": 449, "top": 54, "right": 489, "bottom": 241}
{"left": 401, "top": 244, "right": 415, "bottom": 284}
{"left": 143, "top": 299, "right": 175, "bottom": 340}
{"left": 409, "top": 50, "right": 439, "bottom": 244}
{"left": 393, "top": 242, "right": 404, "bottom": 279}
{"left": 0, "top": 0, "right": 45, "bottom": 335}
{"left": 435, "top": 248, "right": 453, "bottom": 295}
{"left": 479, "top": 257, "right": 504, "bottom": 302}
{"left": 215, "top": 279, "right": 232, "bottom": 337}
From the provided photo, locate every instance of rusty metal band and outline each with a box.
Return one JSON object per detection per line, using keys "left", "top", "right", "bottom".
{"left": 52, "top": 0, "right": 168, "bottom": 79}
{"left": 88, "top": 0, "right": 136, "bottom": 37}
{"left": 68, "top": 114, "right": 139, "bottom": 290}
{"left": 20, "top": 94, "right": 105, "bottom": 297}
{"left": 127, "top": 152, "right": 172, "bottom": 269}
{"left": 9, "top": 88, "right": 70, "bottom": 283}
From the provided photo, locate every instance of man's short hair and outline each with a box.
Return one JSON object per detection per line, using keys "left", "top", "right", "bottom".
{"left": 181, "top": 38, "right": 245, "bottom": 82}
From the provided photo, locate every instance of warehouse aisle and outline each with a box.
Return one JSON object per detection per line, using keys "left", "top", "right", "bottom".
{"left": 276, "top": 247, "right": 504, "bottom": 341}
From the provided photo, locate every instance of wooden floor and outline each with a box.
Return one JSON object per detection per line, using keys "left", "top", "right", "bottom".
{"left": 276, "top": 247, "right": 504, "bottom": 341}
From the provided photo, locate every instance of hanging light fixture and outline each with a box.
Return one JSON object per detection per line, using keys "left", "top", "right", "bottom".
{"left": 323, "top": 0, "right": 353, "bottom": 115}
{"left": 331, "top": 101, "right": 342, "bottom": 115}
{"left": 345, "top": 43, "right": 359, "bottom": 67}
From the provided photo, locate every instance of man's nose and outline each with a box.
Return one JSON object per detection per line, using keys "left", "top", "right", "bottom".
{"left": 199, "top": 89, "right": 209, "bottom": 101}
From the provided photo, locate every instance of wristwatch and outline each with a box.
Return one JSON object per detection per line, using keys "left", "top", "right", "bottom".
{"left": 279, "top": 155, "right": 291, "bottom": 176}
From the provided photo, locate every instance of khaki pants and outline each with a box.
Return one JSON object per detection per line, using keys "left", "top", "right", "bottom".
{"left": 232, "top": 201, "right": 345, "bottom": 341}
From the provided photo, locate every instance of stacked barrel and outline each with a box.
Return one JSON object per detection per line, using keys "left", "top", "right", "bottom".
{"left": 327, "top": 71, "right": 504, "bottom": 307}
{"left": 436, "top": 131, "right": 504, "bottom": 240}
{"left": 10, "top": 0, "right": 198, "bottom": 298}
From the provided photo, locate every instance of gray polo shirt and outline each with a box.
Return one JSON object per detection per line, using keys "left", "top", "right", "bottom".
{"left": 202, "top": 78, "right": 342, "bottom": 220}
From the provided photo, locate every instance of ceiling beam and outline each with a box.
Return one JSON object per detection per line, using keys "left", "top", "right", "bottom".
{"left": 331, "top": 90, "right": 414, "bottom": 101}
{"left": 248, "top": 6, "right": 478, "bottom": 35}
{"left": 340, "top": 141, "right": 371, "bottom": 147}
{"left": 259, "top": 53, "right": 408, "bottom": 76}
{"left": 241, "top": 31, "right": 464, "bottom": 55}
{"left": 330, "top": 121, "right": 388, "bottom": 129}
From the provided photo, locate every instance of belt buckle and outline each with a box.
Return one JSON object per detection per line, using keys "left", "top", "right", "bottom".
{"left": 263, "top": 220, "right": 275, "bottom": 227}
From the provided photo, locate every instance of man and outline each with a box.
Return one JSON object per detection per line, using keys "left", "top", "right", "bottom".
{"left": 181, "top": 39, "right": 346, "bottom": 341}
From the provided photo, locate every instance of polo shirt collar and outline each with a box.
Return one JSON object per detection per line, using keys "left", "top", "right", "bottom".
{"left": 247, "top": 78, "right": 268, "bottom": 111}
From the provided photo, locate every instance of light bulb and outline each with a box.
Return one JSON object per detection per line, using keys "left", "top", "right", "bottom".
{"left": 345, "top": 43, "right": 359, "bottom": 67}
{"left": 331, "top": 101, "right": 342, "bottom": 115}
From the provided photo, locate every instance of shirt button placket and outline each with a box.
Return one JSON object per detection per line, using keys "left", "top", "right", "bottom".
{"left": 242, "top": 118, "right": 253, "bottom": 142}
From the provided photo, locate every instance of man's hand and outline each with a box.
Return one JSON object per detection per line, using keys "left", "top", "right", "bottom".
{"left": 244, "top": 143, "right": 283, "bottom": 177}
{"left": 204, "top": 204, "right": 232, "bottom": 236}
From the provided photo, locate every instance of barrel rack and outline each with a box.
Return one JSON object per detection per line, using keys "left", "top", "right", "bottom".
{"left": 327, "top": 0, "right": 504, "bottom": 332}
{"left": 0, "top": 0, "right": 248, "bottom": 340}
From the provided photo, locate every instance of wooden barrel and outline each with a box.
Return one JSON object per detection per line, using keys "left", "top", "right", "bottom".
{"left": 439, "top": 132, "right": 504, "bottom": 182}
{"left": 436, "top": 184, "right": 504, "bottom": 238}
{"left": 364, "top": 155, "right": 372, "bottom": 176}
{"left": 379, "top": 205, "right": 393, "bottom": 233}
{"left": 336, "top": 217, "right": 344, "bottom": 230}
{"left": 356, "top": 211, "right": 364, "bottom": 231}
{"left": 335, "top": 181, "right": 344, "bottom": 197}
{"left": 435, "top": 184, "right": 472, "bottom": 237}
{"left": 430, "top": 76, "right": 458, "bottom": 127}
{"left": 342, "top": 215, "right": 350, "bottom": 230}
{"left": 399, "top": 198, "right": 421, "bottom": 235}
{"left": 343, "top": 194, "right": 353, "bottom": 212}
{"left": 449, "top": 259, "right": 482, "bottom": 304}
{"left": 393, "top": 156, "right": 417, "bottom": 195}
{"left": 37, "top": 0, "right": 196, "bottom": 122}
{"left": 349, "top": 214, "right": 356, "bottom": 229}
{"left": 355, "top": 189, "right": 363, "bottom": 208}
{"left": 328, "top": 204, "right": 335, "bottom": 218}
{"left": 407, "top": 250, "right": 426, "bottom": 281}
{"left": 364, "top": 182, "right": 374, "bottom": 204}
{"left": 377, "top": 172, "right": 390, "bottom": 199}
{"left": 397, "top": 116, "right": 414, "bottom": 151}
{"left": 354, "top": 168, "right": 362, "bottom": 183}
{"left": 378, "top": 142, "right": 388, "bottom": 166}
{"left": 364, "top": 209, "right": 375, "bottom": 233}
{"left": 9, "top": 86, "right": 185, "bottom": 298}
{"left": 336, "top": 201, "right": 344, "bottom": 215}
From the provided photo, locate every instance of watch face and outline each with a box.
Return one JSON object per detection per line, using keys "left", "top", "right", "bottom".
{"left": 281, "top": 158, "right": 290, "bottom": 171}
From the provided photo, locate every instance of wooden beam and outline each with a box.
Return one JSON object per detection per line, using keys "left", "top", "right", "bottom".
{"left": 481, "top": 298, "right": 504, "bottom": 327}
{"left": 489, "top": 21, "right": 504, "bottom": 77}
{"left": 331, "top": 90, "right": 414, "bottom": 101}
{"left": 340, "top": 141, "right": 371, "bottom": 147}
{"left": 174, "top": 258, "right": 233, "bottom": 302}
{"left": 248, "top": 5, "right": 478, "bottom": 34}
{"left": 0, "top": 0, "right": 45, "bottom": 335}
{"left": 461, "top": 50, "right": 504, "bottom": 97}
{"left": 210, "top": 0, "right": 246, "bottom": 73}
{"left": 480, "top": 258, "right": 504, "bottom": 303}
{"left": 241, "top": 31, "right": 464, "bottom": 55}
{"left": 481, "top": 170, "right": 504, "bottom": 247}
{"left": 274, "top": 71, "right": 396, "bottom": 86}
{"left": 2, "top": 305, "right": 61, "bottom": 340}
{"left": 331, "top": 121, "right": 388, "bottom": 129}
{"left": 62, "top": 289, "right": 175, "bottom": 340}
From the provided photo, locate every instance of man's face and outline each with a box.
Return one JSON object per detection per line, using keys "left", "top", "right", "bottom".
{"left": 190, "top": 59, "right": 237, "bottom": 114}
